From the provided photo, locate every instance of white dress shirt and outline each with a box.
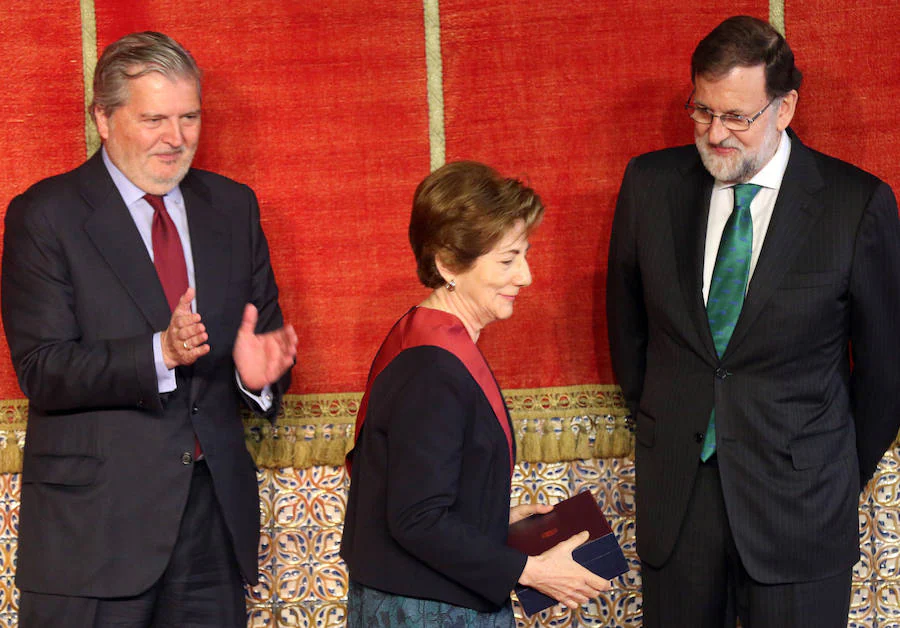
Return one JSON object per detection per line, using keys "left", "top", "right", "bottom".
{"left": 702, "top": 130, "right": 792, "bottom": 304}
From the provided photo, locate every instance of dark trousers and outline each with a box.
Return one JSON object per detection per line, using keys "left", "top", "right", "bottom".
{"left": 19, "top": 461, "right": 247, "bottom": 628}
{"left": 641, "top": 460, "right": 853, "bottom": 628}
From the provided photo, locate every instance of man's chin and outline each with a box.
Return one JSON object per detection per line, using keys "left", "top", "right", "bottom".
{"left": 149, "top": 166, "right": 191, "bottom": 191}
{"left": 698, "top": 151, "right": 743, "bottom": 183}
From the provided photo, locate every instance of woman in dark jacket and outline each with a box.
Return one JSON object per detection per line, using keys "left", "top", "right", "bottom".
{"left": 340, "top": 161, "right": 609, "bottom": 626}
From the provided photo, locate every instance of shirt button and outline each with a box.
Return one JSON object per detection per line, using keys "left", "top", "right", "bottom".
{"left": 182, "top": 452, "right": 193, "bottom": 465}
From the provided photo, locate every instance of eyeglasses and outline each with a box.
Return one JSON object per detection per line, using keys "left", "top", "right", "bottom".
{"left": 684, "top": 91, "right": 775, "bottom": 132}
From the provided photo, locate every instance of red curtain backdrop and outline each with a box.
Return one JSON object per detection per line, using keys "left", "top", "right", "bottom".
{"left": 0, "top": 5, "right": 86, "bottom": 397}
{"left": 787, "top": 2, "right": 900, "bottom": 183}
{"left": 1, "top": 1, "right": 898, "bottom": 400}
{"left": 439, "top": 2, "right": 771, "bottom": 388}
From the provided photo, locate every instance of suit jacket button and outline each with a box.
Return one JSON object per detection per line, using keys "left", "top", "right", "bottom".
{"left": 694, "top": 432, "right": 705, "bottom": 443}
{"left": 182, "top": 452, "right": 193, "bottom": 465}
{"left": 192, "top": 404, "right": 199, "bottom": 414}
{"left": 715, "top": 367, "right": 730, "bottom": 379}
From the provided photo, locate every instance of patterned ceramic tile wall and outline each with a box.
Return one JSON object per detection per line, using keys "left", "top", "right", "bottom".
{"left": 0, "top": 447, "right": 898, "bottom": 626}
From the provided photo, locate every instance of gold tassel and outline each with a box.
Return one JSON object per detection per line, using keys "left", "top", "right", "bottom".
{"left": 522, "top": 420, "right": 541, "bottom": 462}
{"left": 310, "top": 426, "right": 329, "bottom": 465}
{"left": 0, "top": 438, "right": 23, "bottom": 473}
{"left": 594, "top": 417, "right": 613, "bottom": 458}
{"left": 272, "top": 426, "right": 293, "bottom": 468}
{"left": 574, "top": 420, "right": 593, "bottom": 460}
{"left": 610, "top": 419, "right": 633, "bottom": 458}
{"left": 256, "top": 423, "right": 275, "bottom": 468}
{"left": 324, "top": 434, "right": 347, "bottom": 467}
{"left": 558, "top": 417, "right": 577, "bottom": 461}
{"left": 292, "top": 433, "right": 312, "bottom": 469}
{"left": 541, "top": 420, "right": 561, "bottom": 463}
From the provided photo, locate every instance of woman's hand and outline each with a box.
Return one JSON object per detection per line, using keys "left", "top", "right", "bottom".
{"left": 518, "top": 530, "right": 612, "bottom": 609}
{"left": 509, "top": 502, "right": 554, "bottom": 525}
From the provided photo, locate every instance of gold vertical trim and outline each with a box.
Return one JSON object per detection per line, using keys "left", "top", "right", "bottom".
{"left": 770, "top": 0, "right": 785, "bottom": 35}
{"left": 423, "top": 0, "right": 446, "bottom": 171}
{"left": 80, "top": 0, "right": 100, "bottom": 157}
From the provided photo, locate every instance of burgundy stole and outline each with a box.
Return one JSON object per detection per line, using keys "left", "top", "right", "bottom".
{"left": 348, "top": 307, "right": 514, "bottom": 476}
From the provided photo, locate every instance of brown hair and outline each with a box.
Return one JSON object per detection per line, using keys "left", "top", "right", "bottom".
{"left": 409, "top": 161, "right": 544, "bottom": 289}
{"left": 691, "top": 15, "right": 802, "bottom": 97}
{"left": 91, "top": 31, "right": 201, "bottom": 122}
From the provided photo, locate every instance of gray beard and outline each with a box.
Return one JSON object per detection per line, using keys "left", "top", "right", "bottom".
{"left": 697, "top": 124, "right": 781, "bottom": 183}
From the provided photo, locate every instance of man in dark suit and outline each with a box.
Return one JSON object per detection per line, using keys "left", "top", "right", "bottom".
{"left": 1, "top": 32, "right": 298, "bottom": 627}
{"left": 606, "top": 15, "right": 900, "bottom": 628}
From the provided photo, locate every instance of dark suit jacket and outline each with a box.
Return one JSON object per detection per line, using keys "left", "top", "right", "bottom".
{"left": 606, "top": 130, "right": 900, "bottom": 584}
{"left": 340, "top": 346, "right": 526, "bottom": 612}
{"left": 1, "top": 151, "right": 289, "bottom": 597}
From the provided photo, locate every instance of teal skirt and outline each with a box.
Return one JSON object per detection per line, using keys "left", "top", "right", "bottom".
{"left": 347, "top": 581, "right": 515, "bottom": 628}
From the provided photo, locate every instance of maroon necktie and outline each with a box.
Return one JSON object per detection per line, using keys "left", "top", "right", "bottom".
{"left": 144, "top": 194, "right": 188, "bottom": 312}
{"left": 144, "top": 194, "right": 202, "bottom": 459}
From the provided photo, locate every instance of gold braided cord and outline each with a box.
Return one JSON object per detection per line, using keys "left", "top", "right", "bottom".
{"left": 423, "top": 0, "right": 446, "bottom": 171}
{"left": 80, "top": 0, "right": 100, "bottom": 157}
{"left": 267, "top": 384, "right": 627, "bottom": 422}
{"left": 770, "top": 0, "right": 785, "bottom": 35}
{"left": 0, "top": 385, "right": 631, "bottom": 472}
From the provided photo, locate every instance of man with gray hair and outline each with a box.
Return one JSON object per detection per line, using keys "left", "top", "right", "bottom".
{"left": 607, "top": 15, "right": 900, "bottom": 627}
{"left": 2, "top": 31, "right": 298, "bottom": 626}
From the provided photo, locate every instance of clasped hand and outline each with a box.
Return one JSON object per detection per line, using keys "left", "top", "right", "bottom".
{"left": 161, "top": 288, "right": 209, "bottom": 369}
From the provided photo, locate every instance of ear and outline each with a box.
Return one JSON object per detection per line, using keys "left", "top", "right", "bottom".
{"left": 775, "top": 90, "right": 798, "bottom": 132}
{"left": 93, "top": 106, "right": 111, "bottom": 142}
{"left": 434, "top": 251, "right": 454, "bottom": 285}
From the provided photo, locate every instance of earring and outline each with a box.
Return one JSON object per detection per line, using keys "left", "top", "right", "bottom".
{"left": 446, "top": 280, "right": 456, "bottom": 292}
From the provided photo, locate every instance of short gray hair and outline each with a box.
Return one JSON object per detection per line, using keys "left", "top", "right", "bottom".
{"left": 90, "top": 31, "right": 202, "bottom": 121}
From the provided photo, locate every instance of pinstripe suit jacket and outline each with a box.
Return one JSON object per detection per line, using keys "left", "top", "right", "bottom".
{"left": 606, "top": 130, "right": 900, "bottom": 583}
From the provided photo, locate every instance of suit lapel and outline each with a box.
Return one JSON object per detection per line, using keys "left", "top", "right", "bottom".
{"left": 180, "top": 172, "right": 231, "bottom": 399}
{"left": 723, "top": 134, "right": 825, "bottom": 357}
{"left": 670, "top": 157, "right": 718, "bottom": 360}
{"left": 81, "top": 153, "right": 172, "bottom": 331}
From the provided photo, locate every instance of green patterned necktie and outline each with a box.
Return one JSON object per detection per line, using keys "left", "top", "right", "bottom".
{"left": 700, "top": 183, "right": 761, "bottom": 462}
